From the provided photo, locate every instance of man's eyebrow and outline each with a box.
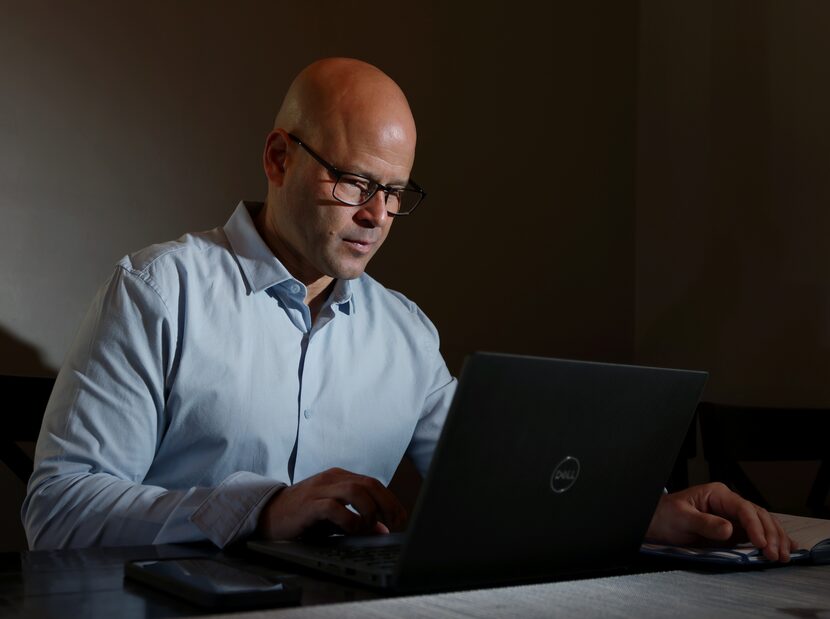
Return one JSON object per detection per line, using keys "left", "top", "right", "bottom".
{"left": 349, "top": 167, "right": 410, "bottom": 188}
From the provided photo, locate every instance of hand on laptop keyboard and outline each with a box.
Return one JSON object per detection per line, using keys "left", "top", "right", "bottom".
{"left": 256, "top": 467, "right": 407, "bottom": 541}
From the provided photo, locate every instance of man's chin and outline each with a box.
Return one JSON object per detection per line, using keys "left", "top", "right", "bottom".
{"left": 327, "top": 259, "right": 370, "bottom": 281}
{"left": 323, "top": 246, "right": 379, "bottom": 280}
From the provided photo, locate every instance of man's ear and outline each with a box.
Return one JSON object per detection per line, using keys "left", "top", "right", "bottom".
{"left": 263, "top": 129, "right": 290, "bottom": 185}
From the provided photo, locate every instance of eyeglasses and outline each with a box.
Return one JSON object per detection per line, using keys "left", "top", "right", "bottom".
{"left": 288, "top": 133, "right": 426, "bottom": 216}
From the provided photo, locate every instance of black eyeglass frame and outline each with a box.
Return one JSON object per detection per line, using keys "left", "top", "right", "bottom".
{"left": 287, "top": 133, "right": 426, "bottom": 216}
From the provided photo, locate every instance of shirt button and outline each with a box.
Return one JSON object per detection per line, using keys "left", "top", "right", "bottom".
{"left": 289, "top": 283, "right": 301, "bottom": 294}
{"left": 303, "top": 409, "right": 311, "bottom": 420}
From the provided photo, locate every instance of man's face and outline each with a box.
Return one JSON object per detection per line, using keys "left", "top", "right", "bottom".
{"left": 268, "top": 126, "right": 414, "bottom": 283}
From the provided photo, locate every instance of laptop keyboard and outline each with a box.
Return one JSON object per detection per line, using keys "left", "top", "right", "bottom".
{"left": 311, "top": 543, "right": 401, "bottom": 572}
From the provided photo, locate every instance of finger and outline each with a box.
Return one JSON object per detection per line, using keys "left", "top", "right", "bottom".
{"left": 362, "top": 478, "right": 408, "bottom": 531}
{"left": 311, "top": 469, "right": 408, "bottom": 531}
{"left": 340, "top": 475, "right": 407, "bottom": 531}
{"left": 323, "top": 479, "right": 397, "bottom": 533}
{"left": 773, "top": 516, "right": 791, "bottom": 562}
{"left": 328, "top": 483, "right": 380, "bottom": 529}
{"left": 763, "top": 511, "right": 792, "bottom": 562}
{"left": 751, "top": 508, "right": 782, "bottom": 561}
{"left": 683, "top": 506, "right": 734, "bottom": 542}
{"left": 312, "top": 498, "right": 364, "bottom": 535}
{"left": 321, "top": 476, "right": 405, "bottom": 533}
{"left": 778, "top": 522, "right": 799, "bottom": 558}
{"left": 706, "top": 488, "right": 794, "bottom": 562}
{"left": 737, "top": 504, "right": 768, "bottom": 549}
{"left": 706, "top": 487, "right": 767, "bottom": 548}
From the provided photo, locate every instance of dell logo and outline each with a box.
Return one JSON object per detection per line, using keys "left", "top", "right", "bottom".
{"left": 550, "top": 456, "right": 580, "bottom": 493}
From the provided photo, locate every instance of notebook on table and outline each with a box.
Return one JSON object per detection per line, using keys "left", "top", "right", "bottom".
{"left": 248, "top": 352, "right": 708, "bottom": 592}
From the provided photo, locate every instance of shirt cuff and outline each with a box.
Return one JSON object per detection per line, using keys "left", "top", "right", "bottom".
{"left": 189, "top": 471, "right": 285, "bottom": 548}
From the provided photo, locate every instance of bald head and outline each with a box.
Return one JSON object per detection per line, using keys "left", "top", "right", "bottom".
{"left": 274, "top": 58, "right": 417, "bottom": 169}
{"left": 256, "top": 58, "right": 419, "bottom": 295}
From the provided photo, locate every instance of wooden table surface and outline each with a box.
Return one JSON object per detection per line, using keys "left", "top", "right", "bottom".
{"left": 1, "top": 543, "right": 827, "bottom": 618}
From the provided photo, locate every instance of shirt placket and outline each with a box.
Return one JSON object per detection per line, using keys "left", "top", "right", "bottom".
{"left": 277, "top": 280, "right": 344, "bottom": 484}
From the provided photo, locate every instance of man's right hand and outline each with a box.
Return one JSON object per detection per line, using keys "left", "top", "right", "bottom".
{"left": 256, "top": 467, "right": 407, "bottom": 540}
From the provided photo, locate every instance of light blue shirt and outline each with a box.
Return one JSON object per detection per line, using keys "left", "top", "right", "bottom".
{"left": 22, "top": 202, "right": 456, "bottom": 550}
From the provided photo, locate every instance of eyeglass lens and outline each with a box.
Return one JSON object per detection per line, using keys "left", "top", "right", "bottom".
{"left": 334, "top": 175, "right": 421, "bottom": 214}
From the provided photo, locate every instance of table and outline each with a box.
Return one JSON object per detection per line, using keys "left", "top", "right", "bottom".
{"left": 258, "top": 564, "right": 830, "bottom": 619}
{"left": 1, "top": 543, "right": 828, "bottom": 618}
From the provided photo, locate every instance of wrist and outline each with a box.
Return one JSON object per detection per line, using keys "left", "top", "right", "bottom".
{"left": 255, "top": 486, "right": 288, "bottom": 539}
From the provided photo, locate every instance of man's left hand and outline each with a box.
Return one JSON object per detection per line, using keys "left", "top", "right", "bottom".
{"left": 645, "top": 482, "right": 799, "bottom": 562}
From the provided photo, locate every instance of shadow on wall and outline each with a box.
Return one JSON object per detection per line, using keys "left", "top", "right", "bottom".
{"left": 0, "top": 323, "right": 57, "bottom": 378}
{"left": 0, "top": 324, "right": 56, "bottom": 551}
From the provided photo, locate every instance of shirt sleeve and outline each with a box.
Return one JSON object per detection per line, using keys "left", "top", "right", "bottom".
{"left": 404, "top": 306, "right": 457, "bottom": 478}
{"left": 21, "top": 265, "right": 283, "bottom": 550}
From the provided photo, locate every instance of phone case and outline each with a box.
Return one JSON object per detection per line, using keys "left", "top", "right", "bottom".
{"left": 125, "top": 558, "right": 302, "bottom": 610}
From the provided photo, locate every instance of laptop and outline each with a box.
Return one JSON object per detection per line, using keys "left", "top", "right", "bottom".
{"left": 248, "top": 352, "right": 707, "bottom": 592}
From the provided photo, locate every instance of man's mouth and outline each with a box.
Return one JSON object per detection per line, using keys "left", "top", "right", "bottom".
{"left": 343, "top": 238, "right": 375, "bottom": 254}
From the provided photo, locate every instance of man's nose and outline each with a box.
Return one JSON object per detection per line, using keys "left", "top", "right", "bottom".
{"left": 354, "top": 191, "right": 389, "bottom": 228}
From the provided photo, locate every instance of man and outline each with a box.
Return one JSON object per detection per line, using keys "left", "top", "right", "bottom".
{"left": 23, "top": 58, "right": 796, "bottom": 561}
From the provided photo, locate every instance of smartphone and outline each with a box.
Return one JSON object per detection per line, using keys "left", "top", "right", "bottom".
{"left": 125, "top": 558, "right": 302, "bottom": 610}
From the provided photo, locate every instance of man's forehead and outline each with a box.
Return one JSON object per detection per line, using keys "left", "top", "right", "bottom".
{"left": 316, "top": 122, "right": 415, "bottom": 185}
{"left": 337, "top": 144, "right": 414, "bottom": 187}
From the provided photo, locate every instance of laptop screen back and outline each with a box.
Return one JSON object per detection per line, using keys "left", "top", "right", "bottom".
{"left": 395, "top": 353, "right": 707, "bottom": 591}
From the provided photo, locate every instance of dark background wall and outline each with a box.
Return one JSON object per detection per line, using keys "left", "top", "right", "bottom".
{"left": 635, "top": 0, "right": 830, "bottom": 496}
{"left": 2, "top": 0, "right": 827, "bottom": 550}
{"left": 0, "top": 1, "right": 637, "bottom": 380}
{"left": 636, "top": 0, "right": 830, "bottom": 407}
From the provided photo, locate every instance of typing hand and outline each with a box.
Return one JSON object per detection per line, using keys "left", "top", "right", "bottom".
{"left": 645, "top": 482, "right": 799, "bottom": 562}
{"left": 256, "top": 467, "right": 406, "bottom": 540}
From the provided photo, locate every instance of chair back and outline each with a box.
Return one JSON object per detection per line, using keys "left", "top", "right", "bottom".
{"left": 1, "top": 374, "right": 55, "bottom": 484}
{"left": 698, "top": 402, "right": 830, "bottom": 517}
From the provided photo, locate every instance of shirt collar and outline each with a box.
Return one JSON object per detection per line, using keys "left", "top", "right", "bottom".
{"left": 224, "top": 201, "right": 355, "bottom": 313}
{"left": 329, "top": 278, "right": 356, "bottom": 315}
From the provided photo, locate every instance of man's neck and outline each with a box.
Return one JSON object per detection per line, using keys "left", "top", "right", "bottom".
{"left": 306, "top": 278, "right": 336, "bottom": 323}
{"left": 253, "top": 205, "right": 334, "bottom": 323}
